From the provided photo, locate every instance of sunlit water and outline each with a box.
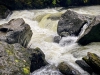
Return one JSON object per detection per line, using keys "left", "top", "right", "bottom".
{"left": 0, "top": 5, "right": 100, "bottom": 75}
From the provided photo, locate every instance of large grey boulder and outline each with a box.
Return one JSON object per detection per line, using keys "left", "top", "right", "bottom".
{"left": 58, "top": 9, "right": 100, "bottom": 45}
{"left": 0, "top": 41, "right": 31, "bottom": 75}
{"left": 0, "top": 41, "right": 49, "bottom": 75}
{"left": 0, "top": 5, "right": 11, "bottom": 19}
{"left": 77, "top": 16, "right": 100, "bottom": 45}
{"left": 57, "top": 9, "right": 94, "bottom": 36}
{"left": 0, "top": 41, "right": 48, "bottom": 75}
{"left": 0, "top": 18, "right": 32, "bottom": 47}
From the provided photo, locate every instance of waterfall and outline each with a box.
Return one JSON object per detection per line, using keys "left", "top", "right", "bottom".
{"left": 78, "top": 23, "right": 88, "bottom": 37}
{"left": 0, "top": 6, "right": 100, "bottom": 75}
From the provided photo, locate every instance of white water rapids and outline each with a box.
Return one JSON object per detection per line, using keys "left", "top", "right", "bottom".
{"left": 0, "top": 5, "right": 100, "bottom": 75}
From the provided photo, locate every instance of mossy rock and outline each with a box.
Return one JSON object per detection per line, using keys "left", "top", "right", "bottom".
{"left": 0, "top": 41, "right": 32, "bottom": 75}
{"left": 83, "top": 52, "right": 100, "bottom": 74}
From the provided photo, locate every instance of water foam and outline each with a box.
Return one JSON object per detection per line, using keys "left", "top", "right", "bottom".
{"left": 0, "top": 6, "right": 100, "bottom": 75}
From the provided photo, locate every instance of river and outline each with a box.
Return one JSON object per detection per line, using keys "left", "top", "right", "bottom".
{"left": 0, "top": 5, "right": 100, "bottom": 75}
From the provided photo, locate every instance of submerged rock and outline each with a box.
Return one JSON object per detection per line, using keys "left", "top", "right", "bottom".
{"left": 57, "top": 62, "right": 81, "bottom": 75}
{"left": 38, "top": 13, "right": 62, "bottom": 31}
{"left": 77, "top": 16, "right": 100, "bottom": 45}
{"left": 0, "top": 41, "right": 32, "bottom": 75}
{"left": 30, "top": 47, "right": 48, "bottom": 73}
{"left": 0, "top": 18, "right": 32, "bottom": 47}
{"left": 0, "top": 5, "right": 11, "bottom": 19}
{"left": 82, "top": 52, "right": 100, "bottom": 74}
{"left": 54, "top": 36, "right": 61, "bottom": 43}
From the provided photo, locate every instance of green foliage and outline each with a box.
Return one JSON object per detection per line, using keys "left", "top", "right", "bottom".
{"left": 52, "top": 0, "right": 56, "bottom": 5}
{"left": 0, "top": 0, "right": 100, "bottom": 9}
{"left": 67, "top": 0, "right": 71, "bottom": 5}
{"left": 83, "top": 0, "right": 88, "bottom": 3}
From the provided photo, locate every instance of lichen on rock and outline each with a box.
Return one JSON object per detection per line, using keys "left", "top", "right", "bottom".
{"left": 0, "top": 41, "right": 31, "bottom": 75}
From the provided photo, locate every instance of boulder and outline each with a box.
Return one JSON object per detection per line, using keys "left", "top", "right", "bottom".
{"left": 0, "top": 41, "right": 48, "bottom": 75}
{"left": 29, "top": 47, "right": 48, "bottom": 73}
{"left": 53, "top": 36, "right": 61, "bottom": 43}
{"left": 57, "top": 62, "right": 81, "bottom": 75}
{"left": 77, "top": 16, "right": 100, "bottom": 45}
{"left": 0, "top": 41, "right": 32, "bottom": 75}
{"left": 0, "top": 5, "right": 11, "bottom": 19}
{"left": 57, "top": 9, "right": 94, "bottom": 36}
{"left": 82, "top": 52, "right": 100, "bottom": 74}
{"left": 75, "top": 60, "right": 93, "bottom": 74}
{"left": 0, "top": 18, "right": 32, "bottom": 47}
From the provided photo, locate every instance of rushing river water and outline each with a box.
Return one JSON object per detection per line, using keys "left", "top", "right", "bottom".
{"left": 0, "top": 5, "right": 100, "bottom": 75}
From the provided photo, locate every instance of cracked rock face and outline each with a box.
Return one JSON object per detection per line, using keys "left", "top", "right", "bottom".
{"left": 57, "top": 9, "right": 95, "bottom": 36}
{"left": 58, "top": 9, "right": 100, "bottom": 45}
{"left": 77, "top": 16, "right": 100, "bottom": 45}
{"left": 0, "top": 18, "right": 33, "bottom": 47}
{"left": 0, "top": 41, "right": 31, "bottom": 75}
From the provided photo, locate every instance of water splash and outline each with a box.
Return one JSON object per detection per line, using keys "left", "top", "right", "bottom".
{"left": 59, "top": 36, "right": 78, "bottom": 46}
{"left": 30, "top": 65, "right": 63, "bottom": 75}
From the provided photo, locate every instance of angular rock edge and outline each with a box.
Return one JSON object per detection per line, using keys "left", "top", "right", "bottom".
{"left": 82, "top": 52, "right": 100, "bottom": 74}
{"left": 0, "top": 18, "right": 33, "bottom": 47}
{"left": 77, "top": 16, "right": 100, "bottom": 45}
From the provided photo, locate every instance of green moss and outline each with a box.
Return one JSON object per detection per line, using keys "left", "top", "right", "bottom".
{"left": 84, "top": 0, "right": 88, "bottom": 3}
{"left": 52, "top": 0, "right": 56, "bottom": 5}
{"left": 15, "top": 59, "right": 19, "bottom": 63}
{"left": 6, "top": 49, "right": 13, "bottom": 55}
{"left": 22, "top": 67, "right": 30, "bottom": 74}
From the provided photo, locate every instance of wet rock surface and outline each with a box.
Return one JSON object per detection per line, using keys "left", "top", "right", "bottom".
{"left": 76, "top": 60, "right": 93, "bottom": 74}
{"left": 57, "top": 62, "right": 81, "bottom": 75}
{"left": 0, "top": 41, "right": 31, "bottom": 75}
{"left": 77, "top": 16, "right": 100, "bottom": 45}
{"left": 0, "top": 18, "right": 34, "bottom": 75}
{"left": 0, "top": 17, "right": 49, "bottom": 75}
{"left": 0, "top": 18, "right": 32, "bottom": 47}
{"left": 58, "top": 9, "right": 100, "bottom": 45}
{"left": 0, "top": 42, "right": 48, "bottom": 75}
{"left": 30, "top": 47, "right": 48, "bottom": 73}
{"left": 57, "top": 9, "right": 94, "bottom": 36}
{"left": 53, "top": 36, "right": 61, "bottom": 43}
{"left": 82, "top": 52, "right": 100, "bottom": 74}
